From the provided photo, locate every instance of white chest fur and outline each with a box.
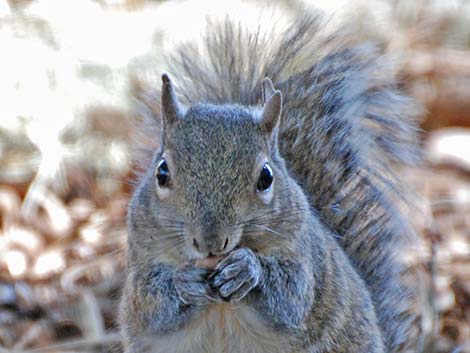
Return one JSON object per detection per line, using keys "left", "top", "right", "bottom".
{"left": 147, "top": 303, "right": 291, "bottom": 353}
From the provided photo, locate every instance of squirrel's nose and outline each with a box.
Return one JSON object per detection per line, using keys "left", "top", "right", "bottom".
{"left": 191, "top": 237, "right": 200, "bottom": 250}
{"left": 190, "top": 233, "right": 230, "bottom": 256}
{"left": 222, "top": 237, "right": 229, "bottom": 250}
{"left": 206, "top": 235, "right": 230, "bottom": 256}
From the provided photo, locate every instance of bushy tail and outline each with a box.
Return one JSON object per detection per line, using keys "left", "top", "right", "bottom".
{"left": 158, "top": 10, "right": 421, "bottom": 352}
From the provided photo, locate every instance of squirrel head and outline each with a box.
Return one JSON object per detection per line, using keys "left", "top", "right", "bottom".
{"left": 131, "top": 74, "right": 305, "bottom": 263}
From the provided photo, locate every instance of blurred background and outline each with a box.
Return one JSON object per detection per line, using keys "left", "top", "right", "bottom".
{"left": 0, "top": 0, "right": 469, "bottom": 352}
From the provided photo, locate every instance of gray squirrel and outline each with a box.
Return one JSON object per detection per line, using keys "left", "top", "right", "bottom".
{"left": 119, "top": 11, "right": 420, "bottom": 353}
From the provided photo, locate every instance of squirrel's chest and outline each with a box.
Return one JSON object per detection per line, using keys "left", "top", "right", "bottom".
{"left": 150, "top": 303, "right": 291, "bottom": 353}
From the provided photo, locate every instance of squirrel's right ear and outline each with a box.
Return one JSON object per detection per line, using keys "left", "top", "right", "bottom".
{"left": 260, "top": 78, "right": 282, "bottom": 135}
{"left": 262, "top": 77, "right": 277, "bottom": 104}
{"left": 161, "top": 74, "right": 184, "bottom": 126}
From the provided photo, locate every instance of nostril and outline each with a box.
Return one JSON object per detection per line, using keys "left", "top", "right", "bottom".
{"left": 222, "top": 237, "right": 229, "bottom": 250}
{"left": 192, "top": 238, "right": 199, "bottom": 250}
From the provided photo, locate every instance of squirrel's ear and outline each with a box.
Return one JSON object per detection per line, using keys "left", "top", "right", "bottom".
{"left": 262, "top": 77, "right": 277, "bottom": 104}
{"left": 260, "top": 82, "right": 282, "bottom": 135}
{"left": 161, "top": 74, "right": 183, "bottom": 125}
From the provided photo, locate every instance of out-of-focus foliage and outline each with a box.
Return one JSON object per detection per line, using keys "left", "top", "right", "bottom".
{"left": 0, "top": 0, "right": 468, "bottom": 352}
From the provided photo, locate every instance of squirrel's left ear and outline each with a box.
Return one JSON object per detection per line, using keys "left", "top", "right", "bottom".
{"left": 260, "top": 77, "right": 282, "bottom": 136}
{"left": 161, "top": 73, "right": 184, "bottom": 126}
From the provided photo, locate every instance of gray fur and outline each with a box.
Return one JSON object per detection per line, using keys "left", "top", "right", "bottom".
{"left": 121, "top": 9, "right": 420, "bottom": 353}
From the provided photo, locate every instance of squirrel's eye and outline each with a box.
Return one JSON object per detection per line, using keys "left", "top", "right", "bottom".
{"left": 156, "top": 159, "right": 170, "bottom": 187}
{"left": 256, "top": 163, "right": 273, "bottom": 192}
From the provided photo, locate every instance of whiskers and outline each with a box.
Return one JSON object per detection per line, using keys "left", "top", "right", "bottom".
{"left": 238, "top": 205, "right": 311, "bottom": 239}
{"left": 153, "top": 237, "right": 186, "bottom": 258}
{"left": 248, "top": 224, "right": 285, "bottom": 237}
{"left": 144, "top": 215, "right": 187, "bottom": 258}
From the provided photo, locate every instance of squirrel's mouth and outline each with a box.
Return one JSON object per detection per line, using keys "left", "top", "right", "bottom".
{"left": 194, "top": 256, "right": 224, "bottom": 270}
{"left": 192, "top": 245, "right": 243, "bottom": 270}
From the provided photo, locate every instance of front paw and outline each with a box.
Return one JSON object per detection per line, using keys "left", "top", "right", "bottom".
{"left": 174, "top": 265, "right": 220, "bottom": 305}
{"left": 210, "top": 248, "right": 262, "bottom": 302}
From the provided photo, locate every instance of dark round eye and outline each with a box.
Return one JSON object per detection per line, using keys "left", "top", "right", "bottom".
{"left": 256, "top": 163, "right": 273, "bottom": 192}
{"left": 156, "top": 159, "right": 170, "bottom": 187}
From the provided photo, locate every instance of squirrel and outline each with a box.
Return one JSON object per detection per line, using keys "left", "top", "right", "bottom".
{"left": 119, "top": 10, "right": 420, "bottom": 353}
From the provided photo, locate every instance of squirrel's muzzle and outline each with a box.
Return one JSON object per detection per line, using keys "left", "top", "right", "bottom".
{"left": 187, "top": 222, "right": 240, "bottom": 258}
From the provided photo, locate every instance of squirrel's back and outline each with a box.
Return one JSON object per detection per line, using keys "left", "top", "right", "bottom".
{"left": 135, "top": 10, "right": 420, "bottom": 353}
